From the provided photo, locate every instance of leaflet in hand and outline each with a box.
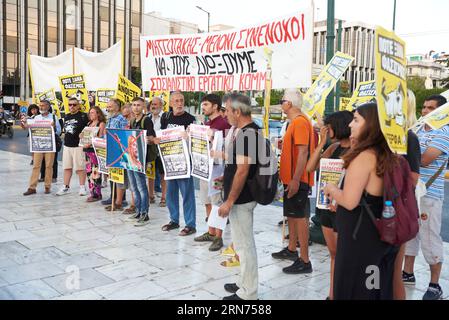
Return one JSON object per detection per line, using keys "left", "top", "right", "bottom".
{"left": 316, "top": 159, "right": 345, "bottom": 210}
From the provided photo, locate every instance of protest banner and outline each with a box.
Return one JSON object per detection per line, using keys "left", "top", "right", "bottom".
{"left": 157, "top": 126, "right": 191, "bottom": 180}
{"left": 106, "top": 129, "right": 147, "bottom": 174}
{"left": 339, "top": 97, "right": 352, "bottom": 111}
{"left": 116, "top": 74, "right": 142, "bottom": 104}
{"left": 92, "top": 138, "right": 107, "bottom": 174}
{"left": 59, "top": 74, "right": 90, "bottom": 114}
{"left": 375, "top": 27, "right": 408, "bottom": 155}
{"left": 346, "top": 80, "right": 376, "bottom": 112}
{"left": 95, "top": 89, "right": 116, "bottom": 110}
{"left": 108, "top": 168, "right": 125, "bottom": 184}
{"left": 441, "top": 89, "right": 449, "bottom": 100}
{"left": 189, "top": 124, "right": 213, "bottom": 181}
{"left": 145, "top": 161, "right": 156, "bottom": 179}
{"left": 28, "top": 119, "right": 56, "bottom": 153}
{"left": 35, "top": 89, "right": 62, "bottom": 119}
{"left": 140, "top": 5, "right": 314, "bottom": 92}
{"left": 79, "top": 127, "right": 99, "bottom": 147}
{"left": 316, "top": 159, "right": 345, "bottom": 210}
{"left": 303, "top": 51, "right": 354, "bottom": 117}
{"left": 149, "top": 91, "right": 170, "bottom": 112}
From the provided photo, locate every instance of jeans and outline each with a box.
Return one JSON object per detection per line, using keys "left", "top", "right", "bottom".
{"left": 127, "top": 170, "right": 149, "bottom": 215}
{"left": 167, "top": 177, "right": 196, "bottom": 228}
{"left": 230, "top": 201, "right": 258, "bottom": 300}
{"left": 155, "top": 170, "right": 162, "bottom": 193}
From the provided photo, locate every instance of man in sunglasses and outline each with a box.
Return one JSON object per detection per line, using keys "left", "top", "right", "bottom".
{"left": 56, "top": 97, "right": 89, "bottom": 196}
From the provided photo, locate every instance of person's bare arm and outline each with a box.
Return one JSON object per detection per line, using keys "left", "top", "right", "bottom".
{"left": 421, "top": 147, "right": 443, "bottom": 167}
{"left": 324, "top": 151, "right": 374, "bottom": 211}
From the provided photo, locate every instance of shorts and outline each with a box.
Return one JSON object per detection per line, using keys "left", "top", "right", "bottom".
{"left": 283, "top": 183, "right": 310, "bottom": 219}
{"left": 63, "top": 146, "right": 86, "bottom": 171}
{"left": 199, "top": 179, "right": 222, "bottom": 206}
{"left": 319, "top": 208, "right": 337, "bottom": 232}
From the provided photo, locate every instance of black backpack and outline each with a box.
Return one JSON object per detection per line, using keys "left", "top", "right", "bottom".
{"left": 246, "top": 129, "right": 279, "bottom": 206}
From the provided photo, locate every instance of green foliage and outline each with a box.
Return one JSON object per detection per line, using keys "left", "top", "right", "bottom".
{"left": 407, "top": 76, "right": 426, "bottom": 92}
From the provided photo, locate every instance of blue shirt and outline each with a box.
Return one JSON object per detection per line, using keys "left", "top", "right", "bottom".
{"left": 106, "top": 114, "right": 128, "bottom": 130}
{"left": 34, "top": 113, "right": 61, "bottom": 135}
{"left": 417, "top": 125, "right": 449, "bottom": 200}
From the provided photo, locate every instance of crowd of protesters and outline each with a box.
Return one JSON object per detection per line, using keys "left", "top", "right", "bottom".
{"left": 18, "top": 89, "right": 449, "bottom": 301}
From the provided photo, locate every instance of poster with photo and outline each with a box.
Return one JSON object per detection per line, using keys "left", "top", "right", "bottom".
{"left": 28, "top": 119, "right": 55, "bottom": 153}
{"left": 157, "top": 126, "right": 191, "bottom": 180}
{"left": 316, "top": 159, "right": 345, "bottom": 210}
{"left": 79, "top": 127, "right": 99, "bottom": 147}
{"left": 190, "top": 124, "right": 213, "bottom": 181}
{"left": 106, "top": 129, "right": 147, "bottom": 174}
{"left": 92, "top": 137, "right": 107, "bottom": 174}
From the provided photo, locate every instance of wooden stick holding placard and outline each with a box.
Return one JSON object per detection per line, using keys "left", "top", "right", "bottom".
{"left": 111, "top": 182, "right": 115, "bottom": 212}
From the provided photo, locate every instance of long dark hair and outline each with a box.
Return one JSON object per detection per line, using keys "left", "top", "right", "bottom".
{"left": 342, "top": 103, "right": 397, "bottom": 177}
{"left": 89, "top": 106, "right": 106, "bottom": 124}
{"left": 324, "top": 110, "right": 353, "bottom": 140}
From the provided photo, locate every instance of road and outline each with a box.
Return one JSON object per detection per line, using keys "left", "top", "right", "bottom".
{"left": 1, "top": 127, "right": 448, "bottom": 242}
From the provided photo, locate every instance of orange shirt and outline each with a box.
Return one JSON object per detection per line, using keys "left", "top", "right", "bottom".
{"left": 280, "top": 115, "right": 315, "bottom": 186}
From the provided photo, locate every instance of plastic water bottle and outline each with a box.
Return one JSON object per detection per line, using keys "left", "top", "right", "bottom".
{"left": 382, "top": 201, "right": 396, "bottom": 243}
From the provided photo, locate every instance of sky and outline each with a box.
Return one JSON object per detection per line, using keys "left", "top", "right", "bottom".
{"left": 144, "top": 0, "right": 449, "bottom": 55}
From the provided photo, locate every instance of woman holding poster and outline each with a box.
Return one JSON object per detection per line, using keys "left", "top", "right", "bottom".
{"left": 306, "top": 111, "right": 352, "bottom": 300}
{"left": 83, "top": 106, "right": 106, "bottom": 202}
{"left": 323, "top": 103, "right": 399, "bottom": 300}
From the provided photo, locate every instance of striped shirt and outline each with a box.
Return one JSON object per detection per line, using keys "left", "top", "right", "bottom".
{"left": 106, "top": 114, "right": 128, "bottom": 130}
{"left": 417, "top": 125, "right": 449, "bottom": 200}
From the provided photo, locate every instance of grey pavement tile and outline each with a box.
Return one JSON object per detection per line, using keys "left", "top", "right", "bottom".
{"left": 43, "top": 268, "right": 115, "bottom": 295}
{"left": 0, "top": 262, "right": 65, "bottom": 285}
{"left": 95, "top": 259, "right": 161, "bottom": 281}
{"left": 140, "top": 253, "right": 202, "bottom": 272}
{"left": 54, "top": 239, "right": 110, "bottom": 255}
{"left": 152, "top": 268, "right": 210, "bottom": 292}
{"left": 53, "top": 289, "right": 104, "bottom": 300}
{"left": 94, "top": 277, "right": 168, "bottom": 300}
{"left": 50, "top": 252, "right": 113, "bottom": 270}
{"left": 94, "top": 245, "right": 155, "bottom": 262}
{"left": 0, "top": 230, "right": 35, "bottom": 243}
{"left": 7, "top": 247, "right": 69, "bottom": 265}
{"left": 0, "top": 280, "right": 61, "bottom": 300}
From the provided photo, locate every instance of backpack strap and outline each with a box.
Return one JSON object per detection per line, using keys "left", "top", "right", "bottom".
{"left": 353, "top": 195, "right": 379, "bottom": 240}
{"left": 425, "top": 160, "right": 448, "bottom": 189}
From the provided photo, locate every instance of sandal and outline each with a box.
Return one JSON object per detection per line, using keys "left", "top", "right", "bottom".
{"left": 161, "top": 221, "right": 180, "bottom": 231}
{"left": 159, "top": 199, "right": 166, "bottom": 207}
{"left": 104, "top": 204, "right": 123, "bottom": 211}
{"left": 179, "top": 226, "right": 196, "bottom": 236}
{"left": 220, "top": 256, "right": 240, "bottom": 267}
{"left": 150, "top": 196, "right": 156, "bottom": 204}
{"left": 122, "top": 205, "right": 136, "bottom": 215}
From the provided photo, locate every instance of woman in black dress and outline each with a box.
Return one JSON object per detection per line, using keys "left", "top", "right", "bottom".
{"left": 324, "top": 103, "right": 399, "bottom": 300}
{"left": 306, "top": 111, "right": 353, "bottom": 300}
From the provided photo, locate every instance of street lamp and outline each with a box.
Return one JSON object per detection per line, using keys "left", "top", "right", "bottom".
{"left": 195, "top": 6, "right": 210, "bottom": 33}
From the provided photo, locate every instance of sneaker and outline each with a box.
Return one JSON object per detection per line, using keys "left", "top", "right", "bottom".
{"left": 194, "top": 232, "right": 215, "bottom": 242}
{"left": 101, "top": 198, "right": 112, "bottom": 205}
{"left": 134, "top": 213, "right": 150, "bottom": 227}
{"left": 79, "top": 186, "right": 87, "bottom": 196}
{"left": 283, "top": 258, "right": 313, "bottom": 274}
{"left": 423, "top": 285, "right": 443, "bottom": 300}
{"left": 271, "top": 247, "right": 298, "bottom": 261}
{"left": 223, "top": 293, "right": 243, "bottom": 300}
{"left": 402, "top": 271, "right": 416, "bottom": 285}
{"left": 127, "top": 212, "right": 141, "bottom": 221}
{"left": 224, "top": 283, "right": 240, "bottom": 294}
{"left": 56, "top": 186, "right": 70, "bottom": 196}
{"left": 209, "top": 237, "right": 224, "bottom": 252}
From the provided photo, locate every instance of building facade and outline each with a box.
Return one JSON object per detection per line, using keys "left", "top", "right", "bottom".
{"left": 0, "top": 0, "right": 143, "bottom": 105}
{"left": 407, "top": 58, "right": 449, "bottom": 89}
{"left": 313, "top": 20, "right": 376, "bottom": 92}
{"left": 142, "top": 11, "right": 200, "bottom": 36}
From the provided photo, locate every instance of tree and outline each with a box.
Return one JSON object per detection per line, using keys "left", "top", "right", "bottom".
{"left": 407, "top": 76, "right": 426, "bottom": 92}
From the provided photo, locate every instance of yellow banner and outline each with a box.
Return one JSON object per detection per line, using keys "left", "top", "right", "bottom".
{"left": 149, "top": 91, "right": 170, "bottom": 112}
{"left": 303, "top": 51, "right": 355, "bottom": 117}
{"left": 96, "top": 89, "right": 116, "bottom": 110}
{"left": 347, "top": 80, "right": 376, "bottom": 112}
{"left": 109, "top": 168, "right": 125, "bottom": 184}
{"left": 59, "top": 74, "right": 90, "bottom": 114}
{"left": 146, "top": 161, "right": 156, "bottom": 179}
{"left": 116, "top": 74, "right": 141, "bottom": 104}
{"left": 36, "top": 88, "right": 62, "bottom": 119}
{"left": 419, "top": 102, "right": 449, "bottom": 130}
{"left": 375, "top": 27, "right": 408, "bottom": 155}
{"left": 339, "top": 97, "right": 352, "bottom": 111}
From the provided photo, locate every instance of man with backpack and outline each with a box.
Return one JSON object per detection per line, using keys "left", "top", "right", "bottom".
{"left": 272, "top": 89, "right": 315, "bottom": 275}
{"left": 125, "top": 97, "right": 157, "bottom": 227}
{"left": 403, "top": 94, "right": 449, "bottom": 300}
{"left": 218, "top": 93, "right": 263, "bottom": 300}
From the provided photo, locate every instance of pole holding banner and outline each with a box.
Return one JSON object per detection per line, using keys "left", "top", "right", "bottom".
{"left": 263, "top": 47, "right": 273, "bottom": 139}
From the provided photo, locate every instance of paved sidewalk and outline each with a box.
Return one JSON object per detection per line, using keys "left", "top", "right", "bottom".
{"left": 0, "top": 150, "right": 448, "bottom": 300}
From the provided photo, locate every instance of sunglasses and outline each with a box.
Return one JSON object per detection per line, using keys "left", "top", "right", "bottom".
{"left": 279, "top": 99, "right": 288, "bottom": 105}
{"left": 68, "top": 103, "right": 78, "bottom": 106}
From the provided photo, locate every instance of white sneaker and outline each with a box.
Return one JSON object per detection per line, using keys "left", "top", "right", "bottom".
{"left": 56, "top": 186, "right": 70, "bottom": 196}
{"left": 79, "top": 185, "right": 87, "bottom": 196}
